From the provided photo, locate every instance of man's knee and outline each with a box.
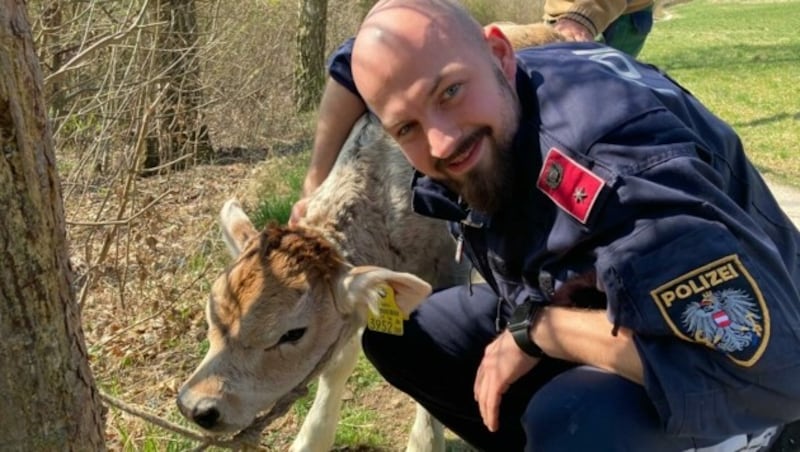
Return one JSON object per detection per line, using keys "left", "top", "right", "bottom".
{"left": 520, "top": 366, "right": 681, "bottom": 452}
{"left": 361, "top": 328, "right": 409, "bottom": 377}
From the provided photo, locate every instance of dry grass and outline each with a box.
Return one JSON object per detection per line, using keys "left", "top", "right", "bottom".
{"left": 72, "top": 159, "right": 255, "bottom": 449}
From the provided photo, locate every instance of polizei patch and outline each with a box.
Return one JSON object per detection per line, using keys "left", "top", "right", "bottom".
{"left": 650, "top": 254, "right": 769, "bottom": 367}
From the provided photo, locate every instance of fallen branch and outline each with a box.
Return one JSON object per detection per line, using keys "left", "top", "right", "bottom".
{"left": 66, "top": 190, "right": 174, "bottom": 227}
{"left": 99, "top": 390, "right": 269, "bottom": 451}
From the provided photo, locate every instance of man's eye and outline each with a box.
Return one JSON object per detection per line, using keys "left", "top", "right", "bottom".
{"left": 443, "top": 83, "right": 461, "bottom": 100}
{"left": 396, "top": 123, "right": 414, "bottom": 138}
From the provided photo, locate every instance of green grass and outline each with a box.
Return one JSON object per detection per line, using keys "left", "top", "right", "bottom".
{"left": 641, "top": 0, "right": 800, "bottom": 186}
{"left": 250, "top": 152, "right": 307, "bottom": 228}
{"left": 334, "top": 405, "right": 388, "bottom": 448}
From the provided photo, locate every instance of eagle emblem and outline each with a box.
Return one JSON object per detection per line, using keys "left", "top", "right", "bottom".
{"left": 681, "top": 289, "right": 763, "bottom": 353}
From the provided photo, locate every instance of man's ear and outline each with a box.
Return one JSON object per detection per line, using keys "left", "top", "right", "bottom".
{"left": 484, "top": 24, "right": 517, "bottom": 83}
{"left": 337, "top": 265, "right": 432, "bottom": 316}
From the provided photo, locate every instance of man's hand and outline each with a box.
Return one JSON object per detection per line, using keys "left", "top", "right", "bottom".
{"left": 474, "top": 330, "right": 540, "bottom": 432}
{"left": 289, "top": 197, "right": 310, "bottom": 227}
{"left": 553, "top": 18, "right": 595, "bottom": 42}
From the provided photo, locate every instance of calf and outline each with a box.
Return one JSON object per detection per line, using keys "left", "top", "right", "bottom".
{"left": 178, "top": 113, "right": 468, "bottom": 451}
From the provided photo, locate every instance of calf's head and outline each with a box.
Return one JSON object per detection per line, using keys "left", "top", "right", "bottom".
{"left": 177, "top": 200, "right": 431, "bottom": 434}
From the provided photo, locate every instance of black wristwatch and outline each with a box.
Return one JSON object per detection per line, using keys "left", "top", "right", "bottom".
{"left": 507, "top": 299, "right": 546, "bottom": 358}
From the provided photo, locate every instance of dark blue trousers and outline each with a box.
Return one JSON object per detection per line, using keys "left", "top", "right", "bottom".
{"left": 362, "top": 284, "right": 758, "bottom": 451}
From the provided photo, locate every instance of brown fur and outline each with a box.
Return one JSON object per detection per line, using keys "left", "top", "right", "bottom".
{"left": 260, "top": 224, "right": 346, "bottom": 288}
{"left": 493, "top": 22, "right": 566, "bottom": 50}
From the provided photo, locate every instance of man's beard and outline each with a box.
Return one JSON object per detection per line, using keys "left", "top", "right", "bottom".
{"left": 458, "top": 136, "right": 515, "bottom": 213}
{"left": 436, "top": 69, "right": 520, "bottom": 214}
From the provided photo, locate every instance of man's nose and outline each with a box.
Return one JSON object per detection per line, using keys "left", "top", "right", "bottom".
{"left": 426, "top": 117, "right": 460, "bottom": 160}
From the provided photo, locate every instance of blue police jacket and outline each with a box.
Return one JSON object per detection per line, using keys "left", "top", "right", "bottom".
{"left": 329, "top": 39, "right": 800, "bottom": 439}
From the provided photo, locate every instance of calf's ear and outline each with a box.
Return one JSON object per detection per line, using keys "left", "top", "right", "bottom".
{"left": 339, "top": 266, "right": 432, "bottom": 316}
{"left": 219, "top": 199, "right": 258, "bottom": 258}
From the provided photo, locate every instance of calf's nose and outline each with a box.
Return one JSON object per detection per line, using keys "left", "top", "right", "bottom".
{"left": 191, "top": 399, "right": 221, "bottom": 430}
{"left": 176, "top": 395, "right": 221, "bottom": 430}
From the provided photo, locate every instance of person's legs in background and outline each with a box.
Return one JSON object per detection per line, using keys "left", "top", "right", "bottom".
{"left": 600, "top": 5, "right": 655, "bottom": 57}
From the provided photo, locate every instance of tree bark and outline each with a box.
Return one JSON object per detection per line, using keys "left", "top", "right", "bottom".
{"left": 294, "top": 0, "right": 328, "bottom": 112}
{"left": 145, "top": 0, "right": 212, "bottom": 172}
{"left": 40, "top": 0, "right": 67, "bottom": 120}
{"left": 0, "top": 1, "right": 106, "bottom": 449}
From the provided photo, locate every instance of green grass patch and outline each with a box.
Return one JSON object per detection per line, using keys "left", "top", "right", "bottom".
{"left": 349, "top": 352, "right": 384, "bottom": 391}
{"left": 136, "top": 423, "right": 198, "bottom": 452}
{"left": 250, "top": 151, "right": 308, "bottom": 227}
{"left": 641, "top": 0, "right": 800, "bottom": 185}
{"left": 334, "top": 404, "right": 388, "bottom": 448}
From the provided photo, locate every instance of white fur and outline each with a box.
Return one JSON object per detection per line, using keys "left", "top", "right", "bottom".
{"left": 291, "top": 114, "right": 467, "bottom": 452}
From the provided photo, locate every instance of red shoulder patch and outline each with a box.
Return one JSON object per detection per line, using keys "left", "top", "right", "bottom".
{"left": 536, "top": 148, "right": 605, "bottom": 224}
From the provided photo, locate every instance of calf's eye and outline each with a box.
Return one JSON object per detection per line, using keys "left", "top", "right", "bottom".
{"left": 278, "top": 328, "right": 307, "bottom": 345}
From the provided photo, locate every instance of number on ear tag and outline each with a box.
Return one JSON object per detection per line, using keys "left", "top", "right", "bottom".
{"left": 366, "top": 285, "right": 406, "bottom": 336}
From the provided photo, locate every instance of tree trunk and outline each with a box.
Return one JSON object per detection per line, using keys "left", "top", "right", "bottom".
{"left": 0, "top": 1, "right": 106, "bottom": 449}
{"left": 294, "top": 0, "right": 328, "bottom": 112}
{"left": 40, "top": 0, "right": 67, "bottom": 121}
{"left": 144, "top": 0, "right": 212, "bottom": 173}
{"left": 356, "top": 0, "right": 378, "bottom": 20}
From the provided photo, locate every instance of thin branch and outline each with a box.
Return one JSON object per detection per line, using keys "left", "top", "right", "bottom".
{"left": 99, "top": 390, "right": 269, "bottom": 451}
{"left": 66, "top": 190, "right": 173, "bottom": 226}
{"left": 45, "top": 0, "right": 152, "bottom": 83}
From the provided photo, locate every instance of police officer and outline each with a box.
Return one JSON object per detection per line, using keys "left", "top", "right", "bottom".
{"left": 327, "top": 0, "right": 800, "bottom": 450}
{"left": 291, "top": 1, "right": 653, "bottom": 228}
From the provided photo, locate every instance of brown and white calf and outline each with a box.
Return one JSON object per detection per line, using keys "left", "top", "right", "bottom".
{"left": 177, "top": 113, "right": 468, "bottom": 452}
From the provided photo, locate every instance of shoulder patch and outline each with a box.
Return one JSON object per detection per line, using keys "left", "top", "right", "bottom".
{"left": 650, "top": 254, "right": 770, "bottom": 367}
{"left": 536, "top": 147, "right": 605, "bottom": 224}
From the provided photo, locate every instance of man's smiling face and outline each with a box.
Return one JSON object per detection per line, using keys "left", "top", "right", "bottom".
{"left": 352, "top": 1, "right": 521, "bottom": 212}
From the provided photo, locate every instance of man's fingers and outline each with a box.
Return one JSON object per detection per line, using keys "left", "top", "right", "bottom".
{"left": 475, "top": 362, "right": 504, "bottom": 432}
{"left": 474, "top": 364, "right": 483, "bottom": 401}
{"left": 288, "top": 198, "right": 309, "bottom": 226}
{"left": 554, "top": 18, "right": 594, "bottom": 42}
{"left": 479, "top": 379, "right": 504, "bottom": 432}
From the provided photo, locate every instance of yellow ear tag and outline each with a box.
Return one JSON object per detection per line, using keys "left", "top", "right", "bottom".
{"left": 366, "top": 285, "right": 406, "bottom": 336}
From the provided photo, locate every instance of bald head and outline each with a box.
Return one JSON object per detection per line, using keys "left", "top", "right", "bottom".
{"left": 352, "top": 0, "right": 492, "bottom": 113}
{"left": 359, "top": 0, "right": 484, "bottom": 45}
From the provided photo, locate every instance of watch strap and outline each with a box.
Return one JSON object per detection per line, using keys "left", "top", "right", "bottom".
{"left": 508, "top": 302, "right": 546, "bottom": 358}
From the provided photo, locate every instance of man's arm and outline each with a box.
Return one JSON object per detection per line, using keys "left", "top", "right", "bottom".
{"left": 302, "top": 78, "right": 366, "bottom": 198}
{"left": 474, "top": 307, "right": 643, "bottom": 432}
{"left": 290, "top": 77, "right": 366, "bottom": 225}
{"left": 533, "top": 306, "right": 644, "bottom": 383}
{"left": 544, "top": 0, "right": 628, "bottom": 40}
